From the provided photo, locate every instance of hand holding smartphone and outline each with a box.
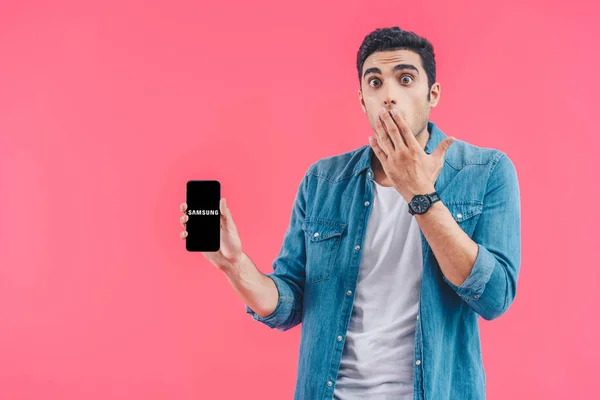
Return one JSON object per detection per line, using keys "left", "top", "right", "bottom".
{"left": 180, "top": 180, "right": 245, "bottom": 274}
{"left": 179, "top": 183, "right": 279, "bottom": 320}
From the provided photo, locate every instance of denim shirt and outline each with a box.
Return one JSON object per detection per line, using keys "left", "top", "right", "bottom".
{"left": 245, "top": 121, "right": 521, "bottom": 400}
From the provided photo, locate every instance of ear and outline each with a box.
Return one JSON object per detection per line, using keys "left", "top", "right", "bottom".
{"left": 429, "top": 82, "right": 441, "bottom": 108}
{"left": 358, "top": 89, "right": 366, "bottom": 113}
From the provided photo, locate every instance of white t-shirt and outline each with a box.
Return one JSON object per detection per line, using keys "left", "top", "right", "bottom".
{"left": 334, "top": 180, "right": 423, "bottom": 400}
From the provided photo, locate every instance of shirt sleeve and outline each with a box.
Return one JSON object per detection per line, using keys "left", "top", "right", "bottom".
{"left": 443, "top": 152, "right": 522, "bottom": 320}
{"left": 245, "top": 171, "right": 308, "bottom": 331}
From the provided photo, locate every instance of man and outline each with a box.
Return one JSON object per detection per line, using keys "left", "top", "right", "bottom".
{"left": 179, "top": 26, "right": 521, "bottom": 400}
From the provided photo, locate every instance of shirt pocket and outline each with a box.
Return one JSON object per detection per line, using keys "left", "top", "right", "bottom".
{"left": 444, "top": 201, "right": 483, "bottom": 237}
{"left": 301, "top": 218, "right": 347, "bottom": 286}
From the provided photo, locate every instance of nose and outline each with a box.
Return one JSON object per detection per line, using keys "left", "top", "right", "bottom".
{"left": 383, "top": 98, "right": 396, "bottom": 110}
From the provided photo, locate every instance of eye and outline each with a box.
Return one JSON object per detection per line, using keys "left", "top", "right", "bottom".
{"left": 368, "top": 77, "right": 381, "bottom": 87}
{"left": 400, "top": 74, "right": 414, "bottom": 84}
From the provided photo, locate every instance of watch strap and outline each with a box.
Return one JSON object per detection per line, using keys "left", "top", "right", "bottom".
{"left": 427, "top": 191, "right": 440, "bottom": 204}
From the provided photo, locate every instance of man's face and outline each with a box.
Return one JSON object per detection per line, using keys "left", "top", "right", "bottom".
{"left": 358, "top": 49, "right": 440, "bottom": 140}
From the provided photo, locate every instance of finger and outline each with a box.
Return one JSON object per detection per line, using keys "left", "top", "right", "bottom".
{"left": 180, "top": 230, "right": 188, "bottom": 239}
{"left": 180, "top": 214, "right": 188, "bottom": 228}
{"left": 390, "top": 109, "right": 419, "bottom": 150}
{"left": 431, "top": 137, "right": 456, "bottom": 160}
{"left": 374, "top": 115, "right": 393, "bottom": 156}
{"left": 369, "top": 135, "right": 387, "bottom": 162}
{"left": 180, "top": 202, "right": 187, "bottom": 213}
{"left": 379, "top": 109, "right": 406, "bottom": 150}
{"left": 219, "top": 198, "right": 238, "bottom": 233}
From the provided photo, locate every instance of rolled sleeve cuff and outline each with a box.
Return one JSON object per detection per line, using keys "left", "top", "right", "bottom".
{"left": 244, "top": 274, "right": 296, "bottom": 329}
{"left": 443, "top": 243, "right": 496, "bottom": 300}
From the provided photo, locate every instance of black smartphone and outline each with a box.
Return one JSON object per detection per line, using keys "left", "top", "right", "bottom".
{"left": 185, "top": 180, "right": 220, "bottom": 252}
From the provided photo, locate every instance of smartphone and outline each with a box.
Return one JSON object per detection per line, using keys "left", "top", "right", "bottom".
{"left": 185, "top": 180, "right": 220, "bottom": 252}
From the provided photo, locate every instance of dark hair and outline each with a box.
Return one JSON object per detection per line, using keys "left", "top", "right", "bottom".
{"left": 357, "top": 27, "right": 436, "bottom": 95}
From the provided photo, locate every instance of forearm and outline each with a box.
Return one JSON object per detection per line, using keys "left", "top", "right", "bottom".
{"left": 222, "top": 252, "right": 279, "bottom": 319}
{"left": 415, "top": 201, "right": 479, "bottom": 287}
{"left": 409, "top": 153, "right": 520, "bottom": 320}
{"left": 415, "top": 199, "right": 518, "bottom": 320}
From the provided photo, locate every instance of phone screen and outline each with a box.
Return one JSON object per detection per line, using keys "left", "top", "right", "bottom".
{"left": 185, "top": 180, "right": 220, "bottom": 252}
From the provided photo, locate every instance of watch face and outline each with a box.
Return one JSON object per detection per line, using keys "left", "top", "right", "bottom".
{"left": 410, "top": 195, "right": 430, "bottom": 214}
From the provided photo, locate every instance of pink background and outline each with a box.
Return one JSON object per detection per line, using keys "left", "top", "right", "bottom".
{"left": 1, "top": 0, "right": 598, "bottom": 399}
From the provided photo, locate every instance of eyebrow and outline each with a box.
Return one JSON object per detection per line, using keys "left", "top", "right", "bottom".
{"left": 362, "top": 64, "right": 420, "bottom": 80}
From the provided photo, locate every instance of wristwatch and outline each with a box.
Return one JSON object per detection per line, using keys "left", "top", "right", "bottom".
{"left": 408, "top": 191, "right": 440, "bottom": 215}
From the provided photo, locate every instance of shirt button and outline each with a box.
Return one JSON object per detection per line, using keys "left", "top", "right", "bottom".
{"left": 364, "top": 201, "right": 370, "bottom": 206}
{"left": 327, "top": 381, "right": 333, "bottom": 387}
{"left": 456, "top": 213, "right": 463, "bottom": 219}
{"left": 416, "top": 360, "right": 421, "bottom": 366}
{"left": 367, "top": 171, "right": 372, "bottom": 178}
{"left": 313, "top": 232, "right": 319, "bottom": 237}
{"left": 474, "top": 294, "right": 480, "bottom": 299}
{"left": 354, "top": 245, "right": 360, "bottom": 251}
{"left": 337, "top": 335, "right": 343, "bottom": 341}
{"left": 416, "top": 315, "right": 419, "bottom": 320}
{"left": 346, "top": 290, "right": 352, "bottom": 296}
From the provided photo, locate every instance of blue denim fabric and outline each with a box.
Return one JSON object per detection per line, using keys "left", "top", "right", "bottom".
{"left": 245, "top": 121, "right": 521, "bottom": 400}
